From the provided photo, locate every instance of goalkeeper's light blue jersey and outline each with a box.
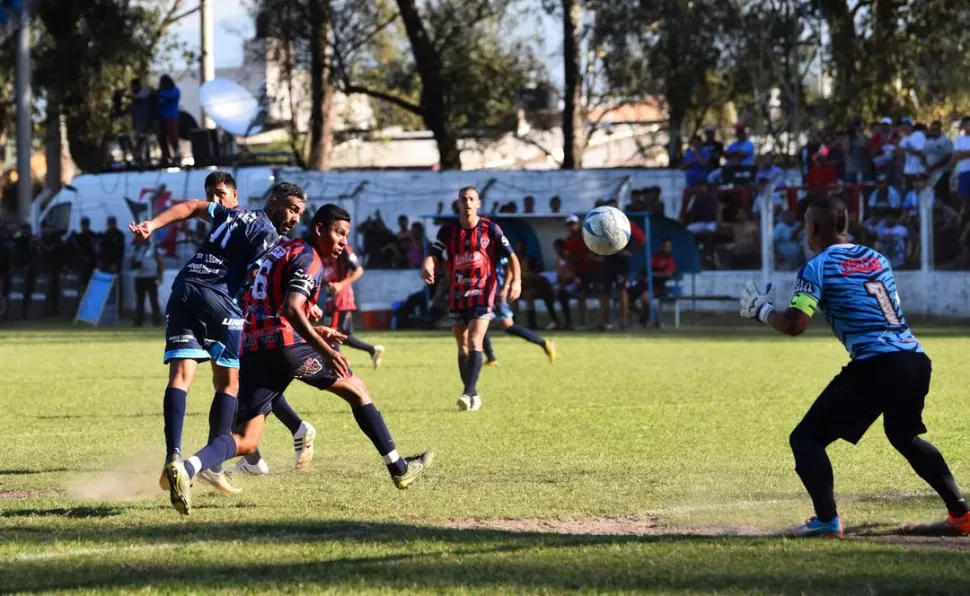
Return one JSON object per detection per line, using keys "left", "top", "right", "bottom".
{"left": 790, "top": 243, "right": 922, "bottom": 361}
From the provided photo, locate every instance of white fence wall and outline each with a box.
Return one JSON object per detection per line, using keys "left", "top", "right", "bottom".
{"left": 307, "top": 269, "right": 970, "bottom": 319}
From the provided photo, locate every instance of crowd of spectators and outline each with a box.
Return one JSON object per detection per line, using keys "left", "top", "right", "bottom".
{"left": 680, "top": 116, "right": 970, "bottom": 271}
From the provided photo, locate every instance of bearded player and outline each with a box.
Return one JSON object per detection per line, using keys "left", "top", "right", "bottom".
{"left": 740, "top": 195, "right": 970, "bottom": 537}
{"left": 421, "top": 186, "right": 521, "bottom": 411}
{"left": 163, "top": 204, "right": 432, "bottom": 514}
{"left": 131, "top": 178, "right": 306, "bottom": 494}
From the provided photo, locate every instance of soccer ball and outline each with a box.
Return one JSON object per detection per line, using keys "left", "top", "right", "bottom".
{"left": 582, "top": 206, "right": 631, "bottom": 256}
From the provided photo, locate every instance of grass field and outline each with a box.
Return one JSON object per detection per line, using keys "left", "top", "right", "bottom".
{"left": 4, "top": 322, "right": 970, "bottom": 593}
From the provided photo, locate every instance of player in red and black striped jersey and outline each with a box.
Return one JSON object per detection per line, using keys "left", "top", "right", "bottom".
{"left": 421, "top": 186, "right": 521, "bottom": 412}
{"left": 322, "top": 245, "right": 385, "bottom": 369}
{"left": 163, "top": 204, "right": 433, "bottom": 515}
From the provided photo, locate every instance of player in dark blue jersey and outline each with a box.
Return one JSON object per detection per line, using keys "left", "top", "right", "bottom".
{"left": 481, "top": 255, "right": 555, "bottom": 366}
{"left": 130, "top": 175, "right": 307, "bottom": 493}
{"left": 740, "top": 196, "right": 970, "bottom": 537}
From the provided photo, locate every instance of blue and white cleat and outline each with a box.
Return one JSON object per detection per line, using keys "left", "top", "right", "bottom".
{"left": 788, "top": 516, "right": 844, "bottom": 538}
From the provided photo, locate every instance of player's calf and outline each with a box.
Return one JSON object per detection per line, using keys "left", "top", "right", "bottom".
{"left": 329, "top": 376, "right": 433, "bottom": 488}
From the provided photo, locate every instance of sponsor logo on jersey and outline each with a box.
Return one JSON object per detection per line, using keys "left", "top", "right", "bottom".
{"left": 793, "top": 278, "right": 816, "bottom": 295}
{"left": 481, "top": 235, "right": 490, "bottom": 249}
{"left": 840, "top": 255, "right": 882, "bottom": 275}
{"left": 455, "top": 252, "right": 481, "bottom": 267}
{"left": 221, "top": 318, "right": 245, "bottom": 329}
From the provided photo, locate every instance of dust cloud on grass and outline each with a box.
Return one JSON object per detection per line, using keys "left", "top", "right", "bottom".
{"left": 65, "top": 451, "right": 163, "bottom": 501}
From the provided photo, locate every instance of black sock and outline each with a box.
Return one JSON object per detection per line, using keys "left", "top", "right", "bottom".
{"left": 558, "top": 294, "right": 572, "bottom": 327}
{"left": 458, "top": 354, "right": 469, "bottom": 387}
{"left": 543, "top": 297, "right": 559, "bottom": 325}
{"left": 505, "top": 324, "right": 545, "bottom": 347}
{"left": 245, "top": 449, "right": 262, "bottom": 465}
{"left": 345, "top": 334, "right": 376, "bottom": 356}
{"left": 790, "top": 433, "right": 838, "bottom": 522}
{"left": 208, "top": 392, "right": 238, "bottom": 439}
{"left": 204, "top": 392, "right": 236, "bottom": 474}
{"left": 185, "top": 435, "right": 237, "bottom": 479}
{"left": 526, "top": 309, "right": 538, "bottom": 329}
{"left": 463, "top": 351, "right": 484, "bottom": 396}
{"left": 352, "top": 404, "right": 407, "bottom": 476}
{"left": 891, "top": 434, "right": 970, "bottom": 515}
{"left": 483, "top": 333, "right": 496, "bottom": 362}
{"left": 272, "top": 394, "right": 304, "bottom": 435}
{"left": 163, "top": 387, "right": 188, "bottom": 458}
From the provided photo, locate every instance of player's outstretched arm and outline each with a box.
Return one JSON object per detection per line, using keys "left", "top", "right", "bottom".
{"left": 282, "top": 291, "right": 351, "bottom": 378}
{"left": 129, "top": 199, "right": 211, "bottom": 239}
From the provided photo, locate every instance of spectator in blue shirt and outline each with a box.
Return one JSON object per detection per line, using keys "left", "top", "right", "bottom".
{"left": 682, "top": 135, "right": 711, "bottom": 187}
{"left": 725, "top": 125, "right": 755, "bottom": 166}
{"left": 156, "top": 74, "right": 181, "bottom": 165}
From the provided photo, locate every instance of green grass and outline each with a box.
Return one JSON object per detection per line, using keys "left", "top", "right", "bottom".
{"left": 4, "top": 323, "right": 970, "bottom": 593}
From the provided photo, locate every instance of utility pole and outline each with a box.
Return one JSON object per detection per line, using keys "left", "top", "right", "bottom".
{"left": 199, "top": 0, "right": 215, "bottom": 129}
{"left": 16, "top": 3, "right": 32, "bottom": 225}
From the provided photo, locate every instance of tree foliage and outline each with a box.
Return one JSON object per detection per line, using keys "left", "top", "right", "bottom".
{"left": 33, "top": 0, "right": 182, "bottom": 172}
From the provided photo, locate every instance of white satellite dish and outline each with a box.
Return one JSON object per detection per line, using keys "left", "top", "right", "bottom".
{"left": 199, "top": 79, "right": 266, "bottom": 137}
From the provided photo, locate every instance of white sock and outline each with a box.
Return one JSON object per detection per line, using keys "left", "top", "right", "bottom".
{"left": 381, "top": 449, "right": 400, "bottom": 465}
{"left": 186, "top": 456, "right": 202, "bottom": 477}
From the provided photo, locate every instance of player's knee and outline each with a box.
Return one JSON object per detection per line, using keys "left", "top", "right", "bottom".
{"left": 789, "top": 425, "right": 812, "bottom": 453}
{"left": 885, "top": 428, "right": 917, "bottom": 452}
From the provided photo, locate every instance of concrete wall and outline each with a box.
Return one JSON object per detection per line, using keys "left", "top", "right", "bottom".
{"left": 331, "top": 268, "right": 970, "bottom": 319}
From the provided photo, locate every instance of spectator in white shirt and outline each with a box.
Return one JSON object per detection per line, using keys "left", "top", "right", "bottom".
{"left": 898, "top": 118, "right": 927, "bottom": 183}
{"left": 922, "top": 120, "right": 953, "bottom": 203}
{"left": 950, "top": 116, "right": 970, "bottom": 207}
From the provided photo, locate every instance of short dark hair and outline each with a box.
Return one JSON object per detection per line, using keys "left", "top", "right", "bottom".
{"left": 270, "top": 182, "right": 306, "bottom": 203}
{"left": 205, "top": 171, "right": 237, "bottom": 190}
{"left": 661, "top": 237, "right": 673, "bottom": 243}
{"left": 311, "top": 203, "right": 351, "bottom": 232}
{"left": 458, "top": 186, "right": 478, "bottom": 198}
{"left": 554, "top": 238, "right": 565, "bottom": 247}
{"left": 807, "top": 195, "right": 849, "bottom": 235}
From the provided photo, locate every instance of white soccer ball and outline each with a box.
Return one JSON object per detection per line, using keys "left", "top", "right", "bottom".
{"left": 582, "top": 206, "right": 631, "bottom": 256}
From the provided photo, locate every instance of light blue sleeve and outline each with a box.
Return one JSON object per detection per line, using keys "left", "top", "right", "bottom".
{"left": 791, "top": 256, "right": 825, "bottom": 315}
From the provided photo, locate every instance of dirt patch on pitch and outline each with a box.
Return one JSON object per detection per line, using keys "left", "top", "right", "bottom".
{"left": 449, "top": 516, "right": 773, "bottom": 537}
{"left": 0, "top": 490, "right": 55, "bottom": 500}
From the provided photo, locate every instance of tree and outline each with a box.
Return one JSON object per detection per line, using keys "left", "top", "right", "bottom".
{"left": 591, "top": 0, "right": 735, "bottom": 164}
{"left": 560, "top": 0, "right": 584, "bottom": 169}
{"left": 33, "top": 0, "right": 183, "bottom": 173}
{"left": 333, "top": 0, "right": 543, "bottom": 169}
{"left": 256, "top": 0, "right": 336, "bottom": 170}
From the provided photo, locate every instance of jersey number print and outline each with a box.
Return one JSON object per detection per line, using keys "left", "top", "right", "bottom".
{"left": 864, "top": 280, "right": 901, "bottom": 325}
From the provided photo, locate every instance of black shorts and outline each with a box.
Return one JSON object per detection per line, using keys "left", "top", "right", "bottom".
{"left": 796, "top": 351, "right": 931, "bottom": 444}
{"left": 448, "top": 306, "right": 493, "bottom": 326}
{"left": 236, "top": 344, "right": 346, "bottom": 423}
{"left": 329, "top": 310, "right": 354, "bottom": 335}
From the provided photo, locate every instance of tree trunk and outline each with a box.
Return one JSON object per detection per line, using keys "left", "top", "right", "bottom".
{"left": 871, "top": 0, "right": 900, "bottom": 116}
{"left": 818, "top": 0, "right": 857, "bottom": 124}
{"left": 561, "top": 0, "right": 584, "bottom": 169}
{"left": 307, "top": 0, "right": 333, "bottom": 171}
{"left": 395, "top": 0, "right": 461, "bottom": 169}
{"left": 45, "top": 92, "right": 62, "bottom": 190}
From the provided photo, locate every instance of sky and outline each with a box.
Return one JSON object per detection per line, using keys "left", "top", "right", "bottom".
{"left": 166, "top": 0, "right": 566, "bottom": 86}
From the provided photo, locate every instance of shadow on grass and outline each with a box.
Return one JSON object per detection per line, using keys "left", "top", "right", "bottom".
{"left": 3, "top": 519, "right": 970, "bottom": 593}
{"left": 0, "top": 467, "right": 71, "bottom": 475}
{"left": 1, "top": 506, "right": 123, "bottom": 519}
